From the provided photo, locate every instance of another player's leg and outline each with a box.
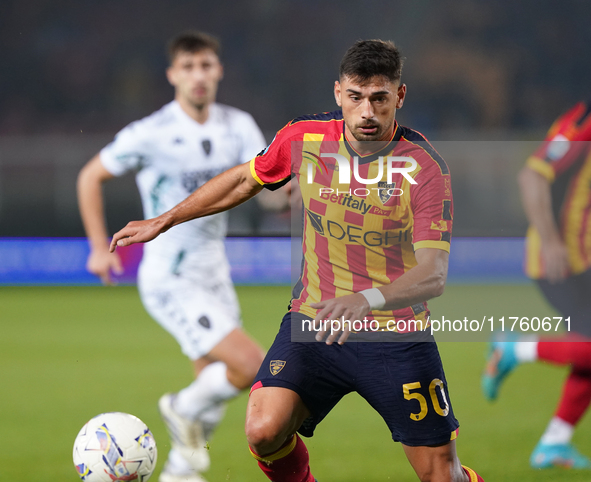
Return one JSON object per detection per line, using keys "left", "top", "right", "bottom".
{"left": 528, "top": 343, "right": 591, "bottom": 468}
{"left": 139, "top": 272, "right": 264, "bottom": 481}
{"left": 482, "top": 274, "right": 584, "bottom": 401}
{"left": 484, "top": 272, "right": 591, "bottom": 468}
{"left": 530, "top": 368, "right": 591, "bottom": 468}
{"left": 529, "top": 272, "right": 591, "bottom": 468}
{"left": 160, "top": 328, "right": 264, "bottom": 480}
{"left": 482, "top": 334, "right": 591, "bottom": 468}
{"left": 246, "top": 386, "right": 316, "bottom": 482}
{"left": 482, "top": 333, "right": 591, "bottom": 396}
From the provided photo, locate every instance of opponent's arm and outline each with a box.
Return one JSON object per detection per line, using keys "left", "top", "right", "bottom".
{"left": 313, "top": 247, "right": 448, "bottom": 344}
{"left": 77, "top": 154, "right": 123, "bottom": 284}
{"left": 110, "top": 162, "right": 264, "bottom": 251}
{"left": 518, "top": 166, "right": 568, "bottom": 282}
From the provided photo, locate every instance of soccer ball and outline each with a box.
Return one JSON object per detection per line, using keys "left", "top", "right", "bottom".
{"left": 73, "top": 412, "right": 158, "bottom": 482}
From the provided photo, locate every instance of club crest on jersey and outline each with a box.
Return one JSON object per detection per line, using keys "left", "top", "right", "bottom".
{"left": 378, "top": 181, "right": 397, "bottom": 204}
{"left": 202, "top": 139, "right": 212, "bottom": 156}
{"left": 270, "top": 360, "right": 286, "bottom": 376}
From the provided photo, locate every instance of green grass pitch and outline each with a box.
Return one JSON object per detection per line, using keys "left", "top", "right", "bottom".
{"left": 2, "top": 284, "right": 591, "bottom": 481}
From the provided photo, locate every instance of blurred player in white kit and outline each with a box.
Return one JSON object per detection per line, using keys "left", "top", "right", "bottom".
{"left": 77, "top": 31, "right": 267, "bottom": 482}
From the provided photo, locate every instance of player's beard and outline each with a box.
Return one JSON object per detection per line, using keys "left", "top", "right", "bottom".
{"left": 348, "top": 119, "right": 392, "bottom": 143}
{"left": 187, "top": 85, "right": 212, "bottom": 111}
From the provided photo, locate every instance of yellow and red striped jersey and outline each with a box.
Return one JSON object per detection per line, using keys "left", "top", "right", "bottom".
{"left": 250, "top": 111, "right": 453, "bottom": 329}
{"left": 525, "top": 101, "right": 591, "bottom": 279}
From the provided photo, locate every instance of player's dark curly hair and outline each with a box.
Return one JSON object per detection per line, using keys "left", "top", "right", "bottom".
{"left": 168, "top": 31, "right": 221, "bottom": 63}
{"left": 339, "top": 39, "right": 404, "bottom": 84}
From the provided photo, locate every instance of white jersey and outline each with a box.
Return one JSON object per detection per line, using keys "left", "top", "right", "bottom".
{"left": 100, "top": 100, "right": 266, "bottom": 272}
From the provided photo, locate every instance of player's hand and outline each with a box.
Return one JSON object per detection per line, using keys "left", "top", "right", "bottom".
{"left": 87, "top": 248, "right": 123, "bottom": 285}
{"left": 541, "top": 239, "right": 569, "bottom": 283}
{"left": 311, "top": 293, "right": 370, "bottom": 345}
{"left": 109, "top": 217, "right": 169, "bottom": 252}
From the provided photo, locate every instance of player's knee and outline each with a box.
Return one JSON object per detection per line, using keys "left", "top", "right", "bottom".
{"left": 245, "top": 414, "right": 284, "bottom": 455}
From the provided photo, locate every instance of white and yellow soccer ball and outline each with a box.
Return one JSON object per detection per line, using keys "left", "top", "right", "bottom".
{"left": 73, "top": 412, "right": 157, "bottom": 482}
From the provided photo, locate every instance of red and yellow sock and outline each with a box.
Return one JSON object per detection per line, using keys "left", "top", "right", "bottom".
{"left": 462, "top": 465, "right": 485, "bottom": 482}
{"left": 250, "top": 434, "right": 315, "bottom": 482}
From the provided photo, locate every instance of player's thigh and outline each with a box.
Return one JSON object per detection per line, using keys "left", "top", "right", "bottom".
{"left": 252, "top": 312, "right": 354, "bottom": 437}
{"left": 138, "top": 270, "right": 241, "bottom": 360}
{"left": 356, "top": 340, "right": 459, "bottom": 447}
{"left": 245, "top": 386, "right": 311, "bottom": 453}
{"left": 403, "top": 440, "right": 466, "bottom": 482}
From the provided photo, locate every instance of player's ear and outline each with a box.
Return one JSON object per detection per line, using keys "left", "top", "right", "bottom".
{"left": 396, "top": 83, "right": 407, "bottom": 109}
{"left": 166, "top": 66, "right": 177, "bottom": 87}
{"left": 334, "top": 80, "right": 342, "bottom": 107}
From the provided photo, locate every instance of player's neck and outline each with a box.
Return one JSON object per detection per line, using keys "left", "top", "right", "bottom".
{"left": 176, "top": 96, "right": 212, "bottom": 124}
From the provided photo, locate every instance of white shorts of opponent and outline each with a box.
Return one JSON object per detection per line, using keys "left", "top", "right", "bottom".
{"left": 137, "top": 256, "right": 241, "bottom": 360}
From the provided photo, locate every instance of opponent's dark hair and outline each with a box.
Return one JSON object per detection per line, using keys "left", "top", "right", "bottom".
{"left": 168, "top": 31, "right": 221, "bottom": 63}
{"left": 339, "top": 39, "right": 404, "bottom": 84}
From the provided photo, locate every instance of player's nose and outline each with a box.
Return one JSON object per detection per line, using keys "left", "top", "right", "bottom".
{"left": 360, "top": 99, "right": 375, "bottom": 119}
{"left": 190, "top": 67, "right": 207, "bottom": 81}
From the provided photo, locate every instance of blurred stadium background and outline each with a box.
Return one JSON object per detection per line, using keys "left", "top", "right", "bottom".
{"left": 3, "top": 0, "right": 591, "bottom": 481}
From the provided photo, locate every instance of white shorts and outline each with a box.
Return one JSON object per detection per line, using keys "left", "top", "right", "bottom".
{"left": 137, "top": 257, "right": 241, "bottom": 360}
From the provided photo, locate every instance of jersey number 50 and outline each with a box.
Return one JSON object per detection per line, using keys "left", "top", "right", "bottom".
{"left": 403, "top": 379, "right": 449, "bottom": 421}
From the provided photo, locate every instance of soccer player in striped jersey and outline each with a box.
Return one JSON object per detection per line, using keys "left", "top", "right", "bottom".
{"left": 110, "top": 39, "right": 484, "bottom": 482}
{"left": 483, "top": 101, "right": 591, "bottom": 469}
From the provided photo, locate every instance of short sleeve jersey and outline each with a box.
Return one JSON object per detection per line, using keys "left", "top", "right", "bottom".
{"left": 250, "top": 111, "right": 453, "bottom": 328}
{"left": 524, "top": 101, "right": 591, "bottom": 278}
{"left": 100, "top": 101, "right": 266, "bottom": 264}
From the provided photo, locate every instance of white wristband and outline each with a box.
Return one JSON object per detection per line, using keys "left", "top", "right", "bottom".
{"left": 360, "top": 288, "right": 386, "bottom": 311}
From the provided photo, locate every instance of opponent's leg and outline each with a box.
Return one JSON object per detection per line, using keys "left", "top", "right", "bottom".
{"left": 173, "top": 328, "right": 264, "bottom": 423}
{"left": 139, "top": 271, "right": 264, "bottom": 481}
{"left": 161, "top": 329, "right": 264, "bottom": 475}
{"left": 403, "top": 441, "right": 485, "bottom": 482}
{"left": 246, "top": 386, "right": 316, "bottom": 482}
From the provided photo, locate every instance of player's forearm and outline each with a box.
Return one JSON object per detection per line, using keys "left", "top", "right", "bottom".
{"left": 518, "top": 167, "right": 561, "bottom": 242}
{"left": 110, "top": 163, "right": 264, "bottom": 250}
{"left": 161, "top": 162, "right": 263, "bottom": 229}
{"left": 378, "top": 249, "right": 448, "bottom": 311}
{"left": 77, "top": 163, "right": 111, "bottom": 251}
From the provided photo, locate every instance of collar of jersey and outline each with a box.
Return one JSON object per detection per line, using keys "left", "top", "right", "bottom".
{"left": 343, "top": 121, "right": 401, "bottom": 164}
